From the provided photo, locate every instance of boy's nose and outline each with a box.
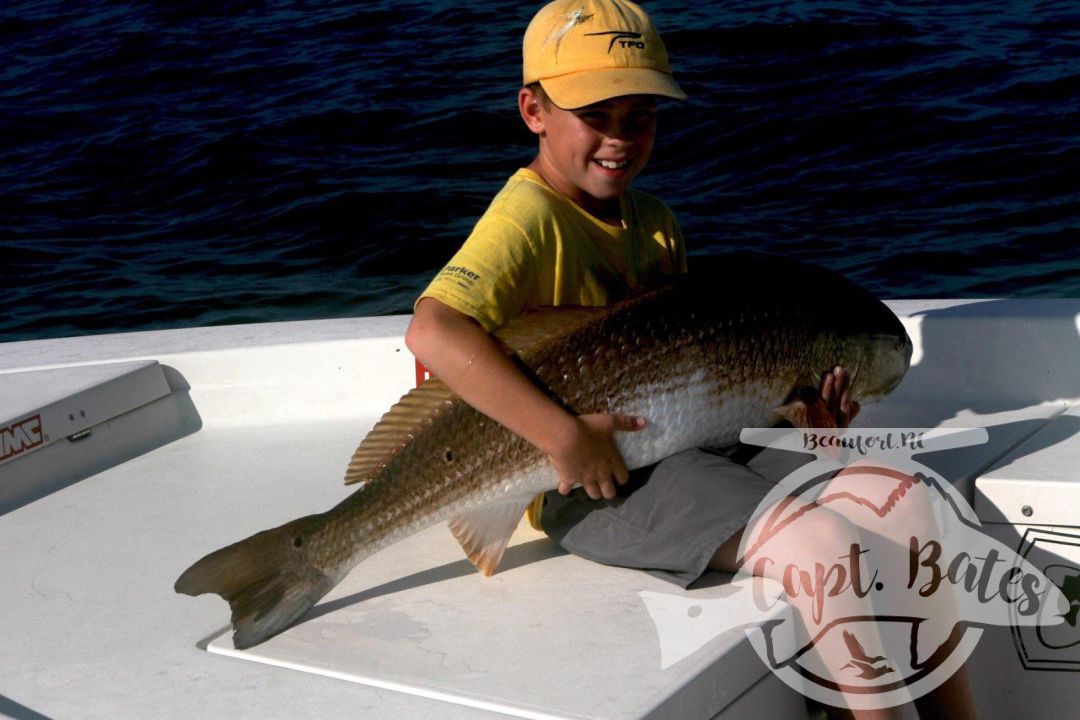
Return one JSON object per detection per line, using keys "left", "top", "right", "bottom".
{"left": 604, "top": 132, "right": 632, "bottom": 148}
{"left": 607, "top": 118, "right": 634, "bottom": 141}
{"left": 604, "top": 121, "right": 635, "bottom": 144}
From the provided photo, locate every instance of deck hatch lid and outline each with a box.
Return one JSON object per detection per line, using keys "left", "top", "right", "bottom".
{"left": 0, "top": 360, "right": 170, "bottom": 466}
{"left": 975, "top": 402, "right": 1080, "bottom": 526}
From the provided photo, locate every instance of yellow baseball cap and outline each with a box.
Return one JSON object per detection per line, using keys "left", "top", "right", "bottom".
{"left": 523, "top": 0, "right": 687, "bottom": 109}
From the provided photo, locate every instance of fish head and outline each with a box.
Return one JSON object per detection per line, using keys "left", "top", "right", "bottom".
{"left": 781, "top": 256, "right": 913, "bottom": 404}
{"left": 688, "top": 251, "right": 913, "bottom": 405}
{"left": 808, "top": 329, "right": 913, "bottom": 404}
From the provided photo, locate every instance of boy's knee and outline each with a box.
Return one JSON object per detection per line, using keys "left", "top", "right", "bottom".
{"left": 743, "top": 503, "right": 861, "bottom": 581}
{"left": 823, "top": 466, "right": 944, "bottom": 542}
{"left": 807, "top": 505, "right": 862, "bottom": 549}
{"left": 788, "top": 504, "right": 860, "bottom": 551}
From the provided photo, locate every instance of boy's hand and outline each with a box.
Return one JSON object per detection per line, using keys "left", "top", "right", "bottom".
{"left": 548, "top": 413, "right": 646, "bottom": 500}
{"left": 821, "top": 365, "right": 860, "bottom": 428}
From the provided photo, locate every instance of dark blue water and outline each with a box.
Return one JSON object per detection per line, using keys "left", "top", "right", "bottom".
{"left": 2, "top": 0, "right": 1078, "bottom": 342}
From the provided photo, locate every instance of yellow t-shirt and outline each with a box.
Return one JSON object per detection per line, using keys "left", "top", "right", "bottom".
{"left": 419, "top": 168, "right": 686, "bottom": 331}
{"left": 418, "top": 168, "right": 687, "bottom": 528}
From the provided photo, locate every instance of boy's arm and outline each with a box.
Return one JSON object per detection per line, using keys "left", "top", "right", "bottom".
{"left": 405, "top": 297, "right": 645, "bottom": 500}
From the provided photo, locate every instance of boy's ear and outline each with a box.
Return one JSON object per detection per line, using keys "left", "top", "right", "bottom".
{"left": 518, "top": 87, "right": 546, "bottom": 135}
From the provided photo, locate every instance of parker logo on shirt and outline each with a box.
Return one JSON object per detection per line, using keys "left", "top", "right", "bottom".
{"left": 438, "top": 265, "right": 481, "bottom": 290}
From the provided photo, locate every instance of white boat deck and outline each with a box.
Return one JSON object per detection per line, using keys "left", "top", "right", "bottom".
{"left": 1, "top": 299, "right": 1078, "bottom": 720}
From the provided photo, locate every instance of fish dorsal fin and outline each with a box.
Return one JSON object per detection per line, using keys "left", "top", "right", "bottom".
{"left": 490, "top": 286, "right": 676, "bottom": 361}
{"left": 343, "top": 377, "right": 457, "bottom": 485}
{"left": 344, "top": 292, "right": 668, "bottom": 487}
{"left": 448, "top": 496, "right": 535, "bottom": 576}
{"left": 344, "top": 304, "right": 613, "bottom": 487}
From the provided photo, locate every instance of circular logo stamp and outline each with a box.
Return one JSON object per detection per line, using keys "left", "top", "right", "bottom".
{"left": 639, "top": 428, "right": 1071, "bottom": 711}
{"left": 732, "top": 427, "right": 1068, "bottom": 709}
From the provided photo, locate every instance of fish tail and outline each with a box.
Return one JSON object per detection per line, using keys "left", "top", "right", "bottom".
{"left": 174, "top": 514, "right": 337, "bottom": 649}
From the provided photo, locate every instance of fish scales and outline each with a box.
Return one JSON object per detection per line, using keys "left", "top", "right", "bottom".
{"left": 175, "top": 252, "right": 913, "bottom": 649}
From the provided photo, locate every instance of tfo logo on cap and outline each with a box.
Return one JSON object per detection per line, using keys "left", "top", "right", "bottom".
{"left": 585, "top": 30, "right": 646, "bottom": 52}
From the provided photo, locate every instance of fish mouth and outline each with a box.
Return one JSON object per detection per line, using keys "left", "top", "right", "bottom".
{"left": 854, "top": 332, "right": 913, "bottom": 400}
{"left": 883, "top": 332, "right": 914, "bottom": 393}
{"left": 893, "top": 332, "right": 914, "bottom": 389}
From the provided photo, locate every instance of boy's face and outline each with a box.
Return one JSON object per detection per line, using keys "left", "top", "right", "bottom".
{"left": 521, "top": 90, "right": 658, "bottom": 222}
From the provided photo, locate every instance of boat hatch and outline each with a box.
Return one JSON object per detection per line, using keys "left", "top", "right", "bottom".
{"left": 0, "top": 360, "right": 196, "bottom": 514}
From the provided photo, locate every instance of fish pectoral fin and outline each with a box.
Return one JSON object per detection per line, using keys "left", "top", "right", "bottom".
{"left": 448, "top": 496, "right": 535, "bottom": 577}
{"left": 775, "top": 388, "right": 837, "bottom": 430}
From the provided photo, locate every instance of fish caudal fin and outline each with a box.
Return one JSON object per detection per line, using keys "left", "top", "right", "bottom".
{"left": 174, "top": 515, "right": 337, "bottom": 649}
{"left": 448, "top": 497, "right": 534, "bottom": 576}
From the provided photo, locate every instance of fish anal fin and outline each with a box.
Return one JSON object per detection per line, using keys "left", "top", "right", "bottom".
{"left": 448, "top": 497, "right": 535, "bottom": 576}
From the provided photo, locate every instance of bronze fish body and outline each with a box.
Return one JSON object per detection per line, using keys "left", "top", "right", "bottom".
{"left": 175, "top": 252, "right": 913, "bottom": 649}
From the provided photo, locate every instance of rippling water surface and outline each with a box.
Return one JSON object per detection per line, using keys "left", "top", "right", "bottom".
{"left": 2, "top": 0, "right": 1078, "bottom": 341}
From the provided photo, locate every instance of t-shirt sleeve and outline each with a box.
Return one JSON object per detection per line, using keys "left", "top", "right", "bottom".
{"left": 417, "top": 213, "right": 538, "bottom": 332}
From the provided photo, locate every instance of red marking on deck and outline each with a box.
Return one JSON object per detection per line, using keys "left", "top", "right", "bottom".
{"left": 415, "top": 359, "right": 432, "bottom": 387}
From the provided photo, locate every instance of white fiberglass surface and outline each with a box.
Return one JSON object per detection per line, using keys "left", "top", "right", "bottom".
{"left": 203, "top": 518, "right": 777, "bottom": 720}
{"left": 3, "top": 299, "right": 1079, "bottom": 720}
{"left": 0, "top": 421, "right": 511, "bottom": 720}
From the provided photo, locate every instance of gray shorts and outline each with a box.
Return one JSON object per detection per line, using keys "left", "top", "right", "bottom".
{"left": 539, "top": 446, "right": 814, "bottom": 588}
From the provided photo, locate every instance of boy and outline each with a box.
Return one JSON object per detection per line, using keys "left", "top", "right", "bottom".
{"left": 406, "top": 0, "right": 693, "bottom": 511}
{"left": 407, "top": 0, "right": 859, "bottom": 578}
{"left": 405, "top": 3, "right": 935, "bottom": 715}
{"left": 406, "top": 3, "right": 983, "bottom": 717}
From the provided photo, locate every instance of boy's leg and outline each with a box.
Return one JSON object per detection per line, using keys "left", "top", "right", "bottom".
{"left": 540, "top": 447, "right": 781, "bottom": 587}
{"left": 542, "top": 446, "right": 905, "bottom": 719}
{"left": 708, "top": 450, "right": 908, "bottom": 719}
{"left": 712, "top": 460, "right": 978, "bottom": 720}
{"left": 712, "top": 495, "right": 909, "bottom": 720}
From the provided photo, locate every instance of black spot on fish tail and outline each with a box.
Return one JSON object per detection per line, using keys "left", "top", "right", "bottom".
{"left": 174, "top": 515, "right": 336, "bottom": 649}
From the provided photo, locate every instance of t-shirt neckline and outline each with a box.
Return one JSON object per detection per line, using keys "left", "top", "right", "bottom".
{"left": 516, "top": 168, "right": 629, "bottom": 235}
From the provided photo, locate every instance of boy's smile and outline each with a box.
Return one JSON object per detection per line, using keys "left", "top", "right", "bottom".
{"left": 520, "top": 91, "right": 658, "bottom": 226}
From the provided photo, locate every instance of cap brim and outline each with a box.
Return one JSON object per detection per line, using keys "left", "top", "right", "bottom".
{"left": 540, "top": 68, "right": 687, "bottom": 109}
